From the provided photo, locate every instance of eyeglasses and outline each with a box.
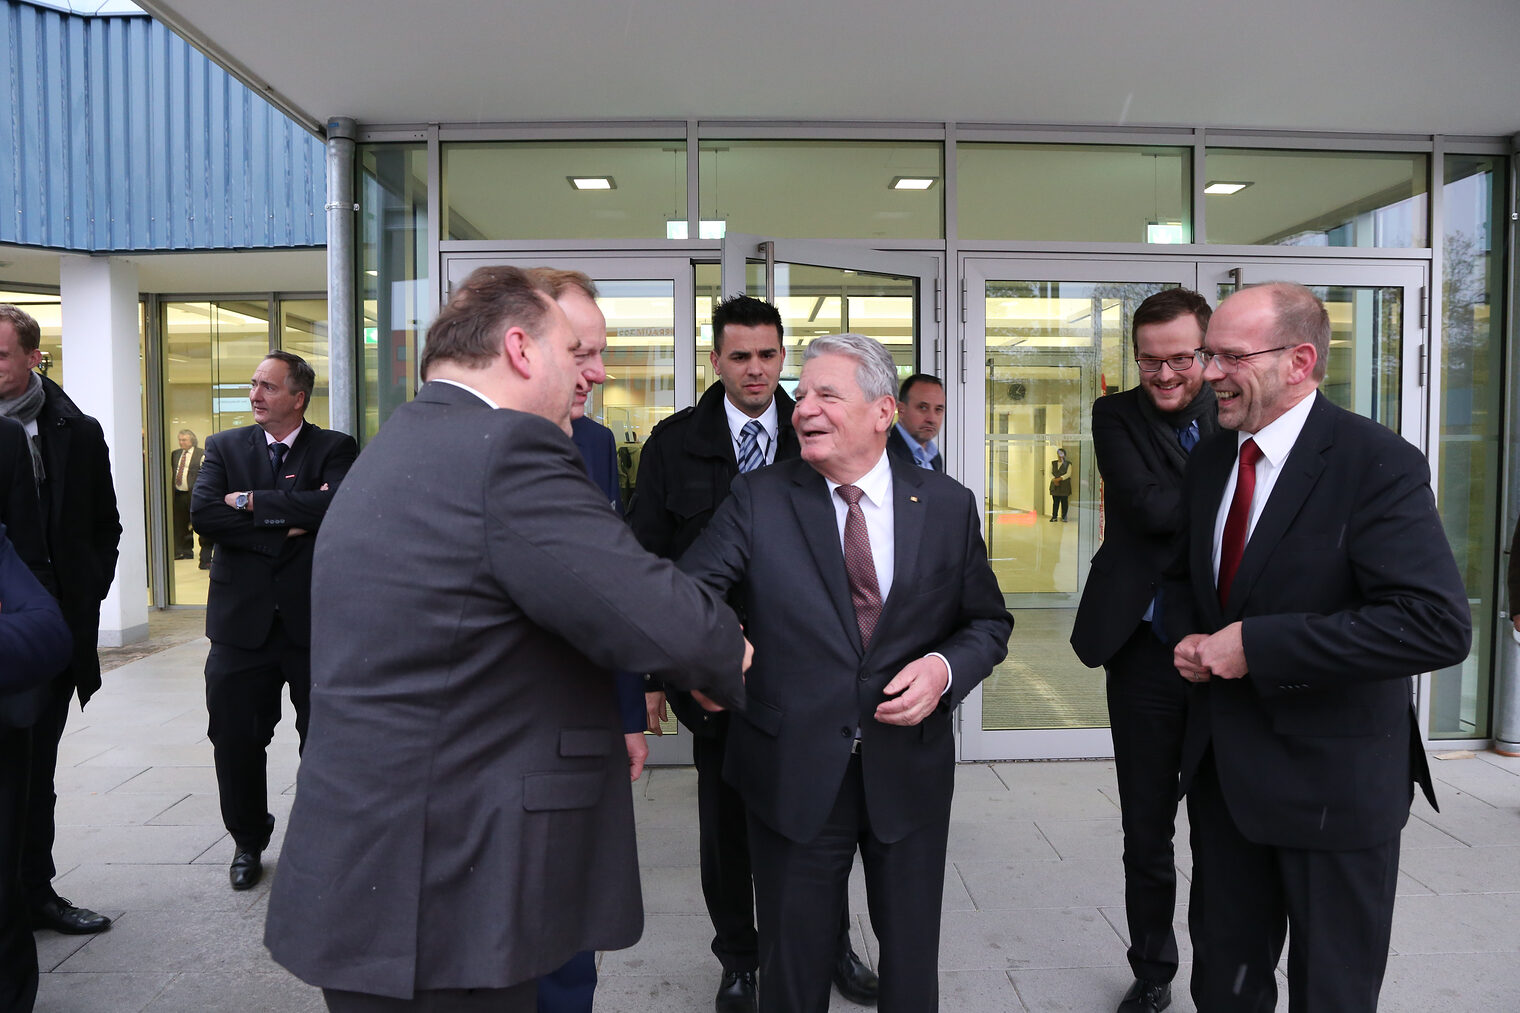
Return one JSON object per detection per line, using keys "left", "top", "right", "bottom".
{"left": 1134, "top": 354, "right": 1197, "bottom": 373}
{"left": 1195, "top": 345, "right": 1294, "bottom": 373}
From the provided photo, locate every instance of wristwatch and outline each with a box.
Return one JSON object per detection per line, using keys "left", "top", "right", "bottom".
{"left": 234, "top": 492, "right": 250, "bottom": 511}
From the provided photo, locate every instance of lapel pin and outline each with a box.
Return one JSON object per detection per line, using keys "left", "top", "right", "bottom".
{"left": 910, "top": 496, "right": 919, "bottom": 503}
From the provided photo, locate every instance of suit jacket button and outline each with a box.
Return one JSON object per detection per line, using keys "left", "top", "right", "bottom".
{"left": 839, "top": 726, "right": 851, "bottom": 738}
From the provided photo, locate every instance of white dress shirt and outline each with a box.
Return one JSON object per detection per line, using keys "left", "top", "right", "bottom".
{"left": 723, "top": 395, "right": 780, "bottom": 468}
{"left": 1211, "top": 391, "right": 1317, "bottom": 584}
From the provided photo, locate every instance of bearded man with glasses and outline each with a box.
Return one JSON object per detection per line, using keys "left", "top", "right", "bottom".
{"left": 1071, "top": 287, "right": 1217, "bottom": 1013}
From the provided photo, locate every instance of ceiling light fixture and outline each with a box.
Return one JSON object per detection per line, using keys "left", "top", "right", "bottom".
{"left": 568, "top": 176, "right": 616, "bottom": 190}
{"left": 889, "top": 176, "right": 937, "bottom": 191}
{"left": 1204, "top": 181, "right": 1253, "bottom": 195}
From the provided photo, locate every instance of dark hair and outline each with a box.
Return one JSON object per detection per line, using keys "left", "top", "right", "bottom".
{"left": 898, "top": 372, "right": 943, "bottom": 402}
{"left": 712, "top": 295, "right": 783, "bottom": 353}
{"left": 263, "top": 350, "right": 315, "bottom": 408}
{"left": 1130, "top": 288, "right": 1212, "bottom": 356}
{"left": 421, "top": 266, "right": 556, "bottom": 379}
{"left": 0, "top": 305, "right": 41, "bottom": 353}
{"left": 1266, "top": 282, "right": 1331, "bottom": 381}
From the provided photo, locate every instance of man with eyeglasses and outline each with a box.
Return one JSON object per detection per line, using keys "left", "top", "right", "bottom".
{"left": 1167, "top": 282, "right": 1469, "bottom": 1013}
{"left": 1071, "top": 287, "right": 1216, "bottom": 1013}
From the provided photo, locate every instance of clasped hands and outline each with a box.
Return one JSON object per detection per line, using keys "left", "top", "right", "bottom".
{"left": 1173, "top": 621, "right": 1248, "bottom": 683}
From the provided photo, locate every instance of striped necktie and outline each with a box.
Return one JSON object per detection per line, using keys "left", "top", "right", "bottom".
{"left": 737, "top": 420, "right": 765, "bottom": 474}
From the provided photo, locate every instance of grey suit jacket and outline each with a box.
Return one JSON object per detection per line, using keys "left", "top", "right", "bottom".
{"left": 265, "top": 381, "right": 746, "bottom": 999}
{"left": 679, "top": 453, "right": 1011, "bottom": 845}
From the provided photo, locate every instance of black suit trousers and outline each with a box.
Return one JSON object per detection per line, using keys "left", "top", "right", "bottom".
{"left": 20, "top": 676, "right": 73, "bottom": 903}
{"left": 204, "top": 614, "right": 311, "bottom": 849}
{"left": 1187, "top": 751, "right": 1399, "bottom": 1013}
{"left": 692, "top": 715, "right": 758, "bottom": 972}
{"left": 749, "top": 753, "right": 946, "bottom": 1013}
{"left": 1104, "top": 622, "right": 1186, "bottom": 984}
{"left": 0, "top": 727, "right": 38, "bottom": 1013}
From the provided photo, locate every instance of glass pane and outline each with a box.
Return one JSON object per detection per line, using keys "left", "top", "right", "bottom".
{"left": 279, "top": 299, "right": 330, "bottom": 428}
{"left": 958, "top": 143, "right": 1191, "bottom": 243}
{"left": 1211, "top": 283, "right": 1402, "bottom": 432}
{"left": 359, "top": 144, "right": 428, "bottom": 441}
{"left": 1431, "top": 154, "right": 1505, "bottom": 739}
{"left": 1205, "top": 149, "right": 1428, "bottom": 247}
{"left": 698, "top": 264, "right": 917, "bottom": 394}
{"left": 442, "top": 141, "right": 685, "bottom": 241}
{"left": 162, "top": 299, "right": 271, "bottom": 605}
{"left": 699, "top": 140, "right": 943, "bottom": 239}
{"left": 982, "top": 280, "right": 1173, "bottom": 731}
{"left": 585, "top": 279, "right": 678, "bottom": 506}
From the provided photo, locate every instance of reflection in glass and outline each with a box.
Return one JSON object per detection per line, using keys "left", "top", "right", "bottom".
{"left": 279, "top": 299, "right": 330, "bottom": 428}
{"left": 359, "top": 144, "right": 428, "bottom": 440}
{"left": 699, "top": 140, "right": 942, "bottom": 240}
{"left": 981, "top": 280, "right": 1172, "bottom": 731}
{"left": 443, "top": 141, "right": 686, "bottom": 241}
{"left": 1431, "top": 155, "right": 1504, "bottom": 739}
{"left": 1205, "top": 149, "right": 1428, "bottom": 247}
{"left": 958, "top": 143, "right": 1191, "bottom": 243}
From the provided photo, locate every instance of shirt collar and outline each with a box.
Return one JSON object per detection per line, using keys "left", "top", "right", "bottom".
{"left": 723, "top": 393, "right": 779, "bottom": 449}
{"left": 1238, "top": 390, "right": 1316, "bottom": 468}
{"left": 432, "top": 378, "right": 501, "bottom": 410}
{"left": 894, "top": 421, "right": 937, "bottom": 461}
{"left": 263, "top": 421, "right": 304, "bottom": 448}
{"left": 824, "top": 448, "right": 892, "bottom": 508}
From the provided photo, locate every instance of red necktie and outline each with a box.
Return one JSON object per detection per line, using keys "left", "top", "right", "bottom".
{"left": 836, "top": 485, "right": 882, "bottom": 649}
{"left": 1217, "top": 438, "right": 1262, "bottom": 606}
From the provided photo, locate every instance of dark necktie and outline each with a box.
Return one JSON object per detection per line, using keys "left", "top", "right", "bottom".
{"left": 1177, "top": 419, "right": 1200, "bottom": 453}
{"left": 1217, "top": 438, "right": 1262, "bottom": 606}
{"left": 737, "top": 420, "right": 765, "bottom": 474}
{"left": 836, "top": 485, "right": 882, "bottom": 649}
{"left": 268, "top": 441, "right": 288, "bottom": 484}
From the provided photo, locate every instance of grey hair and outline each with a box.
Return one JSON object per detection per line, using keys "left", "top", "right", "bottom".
{"left": 802, "top": 333, "right": 898, "bottom": 402}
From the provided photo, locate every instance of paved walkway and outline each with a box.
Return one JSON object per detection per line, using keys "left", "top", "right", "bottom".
{"left": 31, "top": 627, "right": 1520, "bottom": 1011}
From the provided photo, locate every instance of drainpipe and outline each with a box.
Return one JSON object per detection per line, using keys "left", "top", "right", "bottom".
{"left": 1496, "top": 135, "right": 1520, "bottom": 755}
{"left": 325, "top": 116, "right": 359, "bottom": 439}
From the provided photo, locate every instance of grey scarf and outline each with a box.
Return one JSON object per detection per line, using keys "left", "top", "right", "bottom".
{"left": 0, "top": 372, "right": 46, "bottom": 486}
{"left": 1136, "top": 383, "right": 1217, "bottom": 473}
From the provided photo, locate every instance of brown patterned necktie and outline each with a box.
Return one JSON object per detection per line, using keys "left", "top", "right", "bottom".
{"left": 836, "top": 484, "right": 882, "bottom": 649}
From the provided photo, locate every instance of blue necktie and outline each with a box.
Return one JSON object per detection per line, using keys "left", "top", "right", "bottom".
{"left": 915, "top": 445, "right": 934, "bottom": 470}
{"left": 1177, "top": 420, "right": 1200, "bottom": 454}
{"left": 737, "top": 420, "right": 765, "bottom": 474}
{"left": 269, "top": 441, "right": 288, "bottom": 483}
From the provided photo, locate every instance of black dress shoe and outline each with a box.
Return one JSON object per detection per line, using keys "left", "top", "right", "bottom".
{"left": 31, "top": 896, "right": 111, "bottom": 935}
{"left": 714, "top": 969, "right": 756, "bottom": 1013}
{"left": 833, "top": 944, "right": 879, "bottom": 1005}
{"left": 229, "top": 849, "right": 263, "bottom": 890}
{"left": 1117, "top": 978, "right": 1172, "bottom": 1013}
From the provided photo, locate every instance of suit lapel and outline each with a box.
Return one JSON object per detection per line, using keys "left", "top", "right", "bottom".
{"left": 1190, "top": 433, "right": 1235, "bottom": 630}
{"left": 279, "top": 424, "right": 318, "bottom": 491}
{"left": 1224, "top": 394, "right": 1333, "bottom": 617}
{"left": 878, "top": 459, "right": 926, "bottom": 634}
{"left": 789, "top": 466, "right": 863, "bottom": 655}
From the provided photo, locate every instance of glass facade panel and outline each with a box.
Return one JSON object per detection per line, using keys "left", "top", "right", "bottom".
{"left": 161, "top": 299, "right": 271, "bottom": 605}
{"left": 1205, "top": 149, "right": 1428, "bottom": 247}
{"left": 359, "top": 144, "right": 428, "bottom": 441}
{"left": 981, "top": 279, "right": 1173, "bottom": 731}
{"left": 279, "top": 299, "right": 330, "bottom": 428}
{"left": 442, "top": 141, "right": 686, "bottom": 241}
{"left": 587, "top": 278, "right": 678, "bottom": 506}
{"left": 1431, "top": 154, "right": 1506, "bottom": 739}
{"left": 699, "top": 140, "right": 942, "bottom": 239}
{"left": 958, "top": 144, "right": 1191, "bottom": 243}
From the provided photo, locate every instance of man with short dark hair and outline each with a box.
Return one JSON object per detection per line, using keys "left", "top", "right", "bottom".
{"left": 1070, "top": 287, "right": 1215, "bottom": 1013}
{"left": 681, "top": 332, "right": 1011, "bottom": 1012}
{"left": 265, "top": 265, "right": 748, "bottom": 1013}
{"left": 886, "top": 373, "right": 945, "bottom": 472}
{"left": 0, "top": 303, "right": 122, "bottom": 938}
{"left": 1169, "top": 282, "right": 1471, "bottom": 1012}
{"left": 629, "top": 296, "right": 877, "bottom": 1012}
{"left": 191, "top": 349, "right": 357, "bottom": 891}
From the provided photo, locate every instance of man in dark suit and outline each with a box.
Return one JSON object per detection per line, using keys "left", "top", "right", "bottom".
{"left": 0, "top": 522, "right": 73, "bottom": 1013}
{"left": 1168, "top": 283, "right": 1471, "bottom": 1013}
{"left": 169, "top": 429, "right": 210, "bottom": 565}
{"left": 190, "top": 350, "right": 357, "bottom": 891}
{"left": 0, "top": 304, "right": 121, "bottom": 937}
{"left": 630, "top": 295, "right": 877, "bottom": 1012}
{"left": 885, "top": 373, "right": 944, "bottom": 472}
{"left": 1069, "top": 288, "right": 1216, "bottom": 1013}
{"left": 680, "top": 332, "right": 1012, "bottom": 1013}
{"left": 264, "top": 266, "right": 748, "bottom": 1012}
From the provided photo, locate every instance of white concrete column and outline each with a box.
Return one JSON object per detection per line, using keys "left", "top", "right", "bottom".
{"left": 58, "top": 254, "right": 149, "bottom": 647}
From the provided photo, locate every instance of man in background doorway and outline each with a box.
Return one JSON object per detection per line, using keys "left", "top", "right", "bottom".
{"left": 170, "top": 429, "right": 211, "bottom": 567}
{"left": 886, "top": 373, "right": 945, "bottom": 472}
{"left": 1070, "top": 287, "right": 1216, "bottom": 1013}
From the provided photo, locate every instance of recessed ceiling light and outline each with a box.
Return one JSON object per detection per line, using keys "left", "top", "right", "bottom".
{"left": 890, "top": 176, "right": 937, "bottom": 191}
{"left": 568, "top": 176, "right": 616, "bottom": 190}
{"left": 1204, "top": 181, "right": 1253, "bottom": 195}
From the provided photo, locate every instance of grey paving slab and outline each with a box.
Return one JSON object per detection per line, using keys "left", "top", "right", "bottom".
{"left": 109, "top": 765, "right": 220, "bottom": 795}
{"left": 598, "top": 913, "right": 713, "bottom": 974}
{"left": 634, "top": 826, "right": 703, "bottom": 868}
{"left": 1398, "top": 844, "right": 1520, "bottom": 894}
{"left": 80, "top": 742, "right": 217, "bottom": 767}
{"left": 1390, "top": 892, "right": 1520, "bottom": 953}
{"left": 1011, "top": 965, "right": 1200, "bottom": 1013}
{"left": 143, "top": 970, "right": 325, "bottom": 1012}
{"left": 52, "top": 861, "right": 263, "bottom": 913}
{"left": 53, "top": 764, "right": 150, "bottom": 795}
{"left": 938, "top": 907, "right": 1126, "bottom": 971}
{"left": 937, "top": 969, "right": 1028, "bottom": 1012}
{"left": 34, "top": 970, "right": 175, "bottom": 1013}
{"left": 143, "top": 792, "right": 223, "bottom": 826}
{"left": 637, "top": 864, "right": 706, "bottom": 914}
{"left": 34, "top": 931, "right": 93, "bottom": 973}
{"left": 50, "top": 824, "right": 228, "bottom": 868}
{"left": 1030, "top": 817, "right": 1123, "bottom": 861}
{"left": 947, "top": 818, "right": 1062, "bottom": 862}
{"left": 1380, "top": 951, "right": 1520, "bottom": 1012}
{"left": 53, "top": 791, "right": 187, "bottom": 827}
{"left": 957, "top": 857, "right": 1125, "bottom": 909}
{"left": 1407, "top": 791, "right": 1520, "bottom": 847}
{"left": 1429, "top": 753, "right": 1520, "bottom": 807}
{"left": 52, "top": 908, "right": 282, "bottom": 974}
